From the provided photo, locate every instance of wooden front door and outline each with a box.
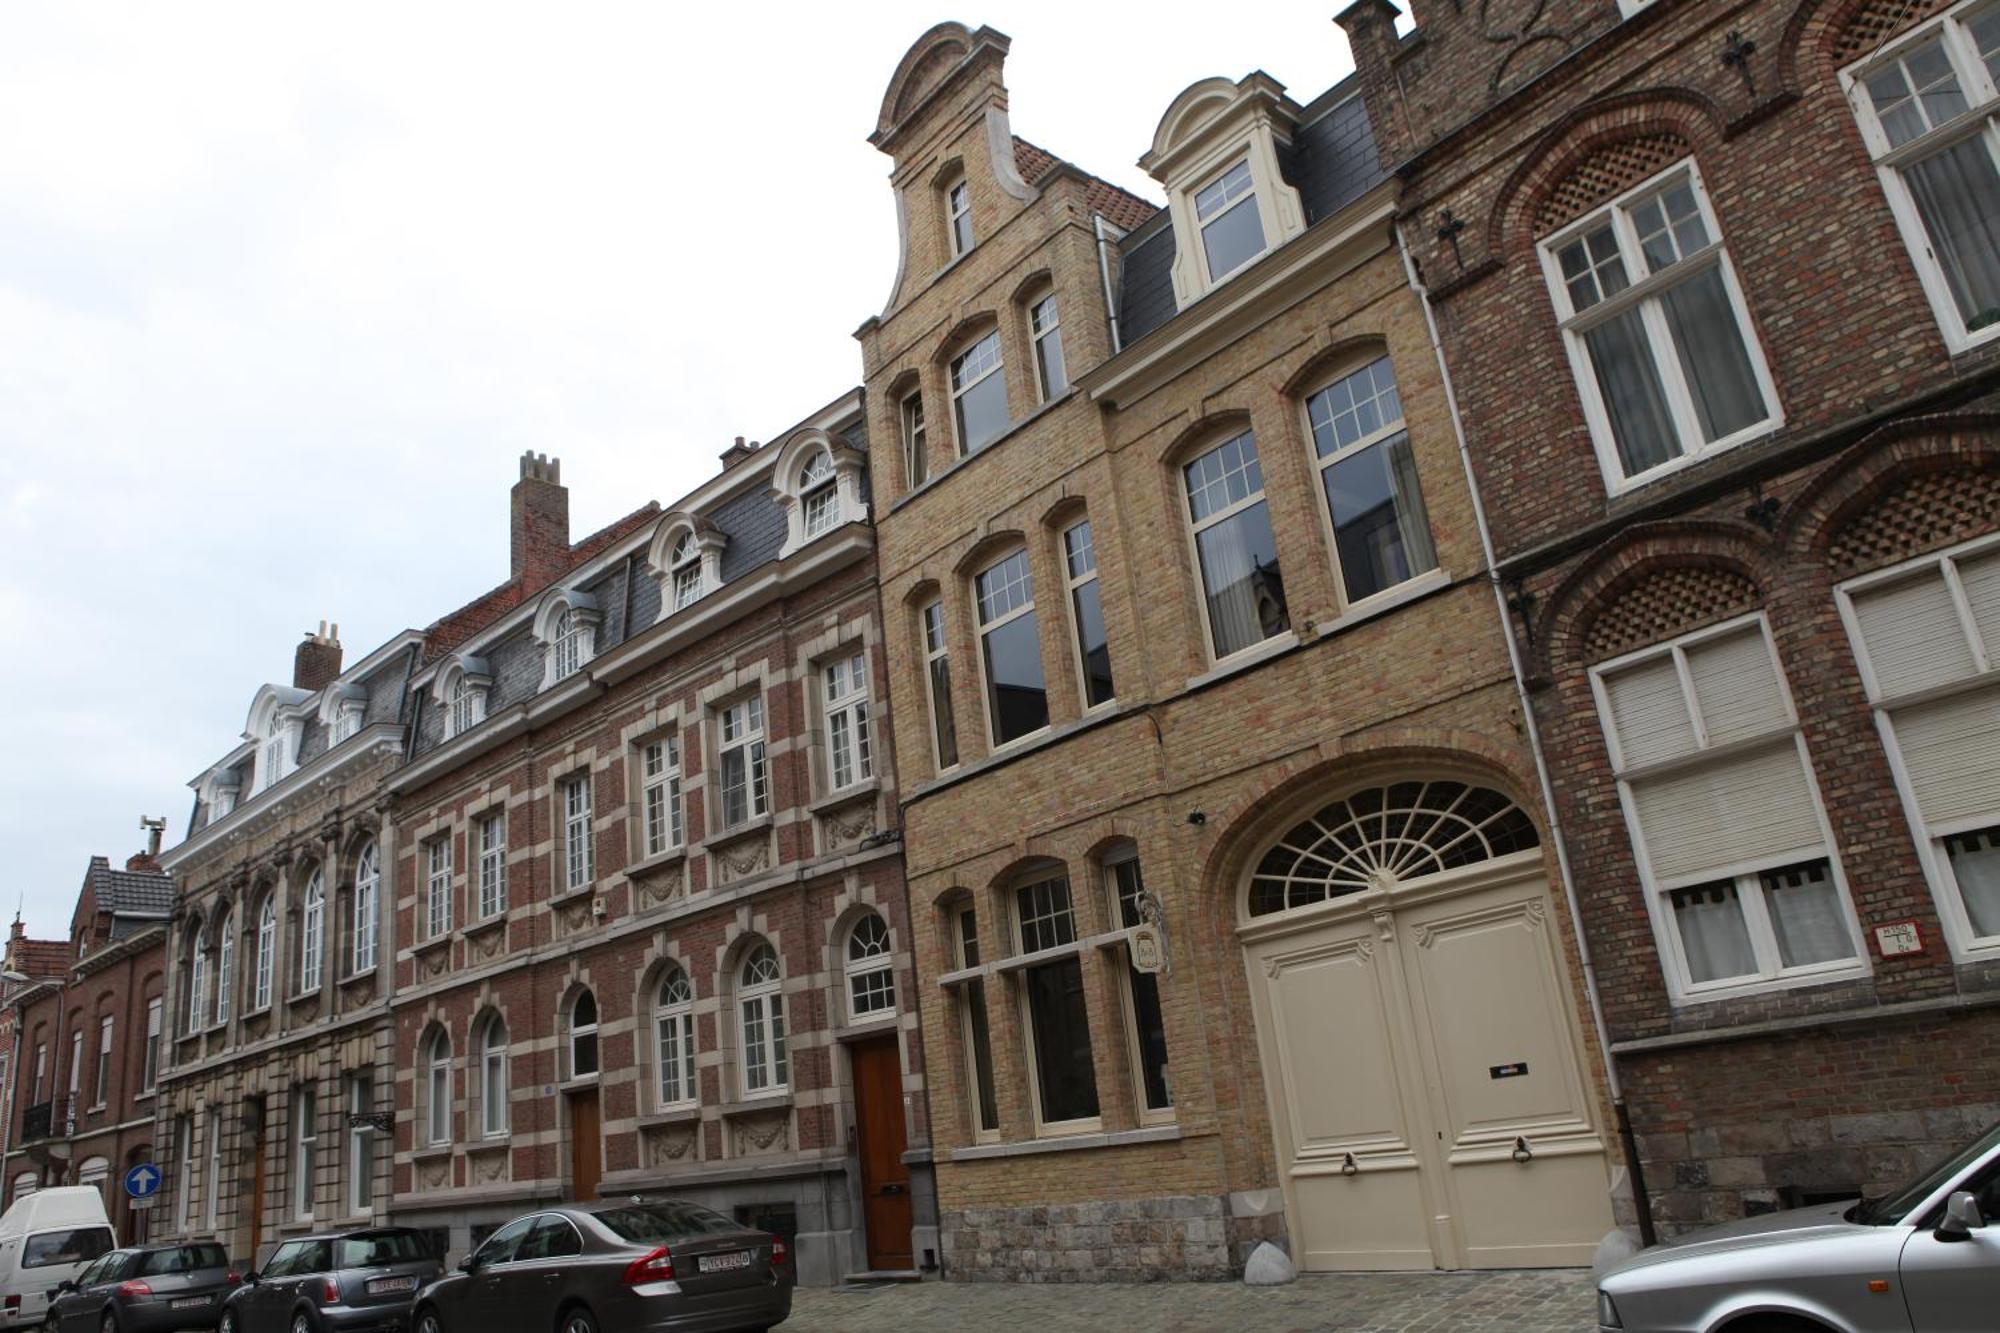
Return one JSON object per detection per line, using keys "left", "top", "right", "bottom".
{"left": 568, "top": 1089, "right": 602, "bottom": 1203}
{"left": 851, "top": 1035, "right": 912, "bottom": 1271}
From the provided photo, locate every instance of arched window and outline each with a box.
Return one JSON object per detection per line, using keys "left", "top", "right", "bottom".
{"left": 738, "top": 945, "right": 787, "bottom": 1096}
{"left": 300, "top": 869, "right": 325, "bottom": 991}
{"left": 213, "top": 913, "right": 233, "bottom": 1025}
{"left": 844, "top": 913, "right": 896, "bottom": 1022}
{"left": 12, "top": 1171, "right": 37, "bottom": 1204}
{"left": 259, "top": 714, "right": 293, "bottom": 792}
{"left": 550, "top": 607, "right": 583, "bottom": 681}
{"left": 974, "top": 549, "right": 1049, "bottom": 745}
{"left": 1303, "top": 355, "right": 1437, "bottom": 607}
{"left": 654, "top": 968, "right": 696, "bottom": 1109}
{"left": 670, "top": 532, "right": 703, "bottom": 611}
{"left": 799, "top": 451, "right": 839, "bottom": 540}
{"left": 254, "top": 895, "right": 276, "bottom": 1010}
{"left": 1183, "top": 428, "right": 1288, "bottom": 660}
{"left": 478, "top": 1016, "right": 509, "bottom": 1138}
{"left": 450, "top": 677, "right": 480, "bottom": 737}
{"left": 1247, "top": 781, "right": 1541, "bottom": 917}
{"left": 569, "top": 989, "right": 599, "bottom": 1080}
{"left": 352, "top": 842, "right": 380, "bottom": 974}
{"left": 950, "top": 329, "right": 1008, "bottom": 456}
{"left": 423, "top": 1030, "right": 452, "bottom": 1146}
{"left": 186, "top": 937, "right": 207, "bottom": 1036}
{"left": 76, "top": 1157, "right": 109, "bottom": 1206}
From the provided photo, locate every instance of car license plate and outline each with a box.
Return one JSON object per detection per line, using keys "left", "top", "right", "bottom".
{"left": 171, "top": 1298, "right": 210, "bottom": 1310}
{"left": 367, "top": 1278, "right": 419, "bottom": 1295}
{"left": 696, "top": 1251, "right": 751, "bottom": 1273}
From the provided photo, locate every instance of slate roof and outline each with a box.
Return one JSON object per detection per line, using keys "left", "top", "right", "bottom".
{"left": 1013, "top": 138, "right": 1159, "bottom": 233}
{"left": 86, "top": 857, "right": 174, "bottom": 916}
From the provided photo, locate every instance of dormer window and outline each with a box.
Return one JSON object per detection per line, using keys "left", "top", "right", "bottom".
{"left": 440, "top": 657, "right": 491, "bottom": 739}
{"left": 649, "top": 514, "right": 728, "bottom": 611}
{"left": 551, "top": 609, "right": 585, "bottom": 680}
{"left": 775, "top": 433, "right": 867, "bottom": 558}
{"left": 947, "top": 178, "right": 974, "bottom": 256}
{"left": 670, "top": 534, "right": 703, "bottom": 609}
{"left": 332, "top": 706, "right": 361, "bottom": 745}
{"left": 258, "top": 717, "right": 294, "bottom": 792}
{"left": 800, "top": 451, "right": 839, "bottom": 539}
{"left": 1195, "top": 160, "right": 1264, "bottom": 281}
{"left": 951, "top": 331, "right": 1008, "bottom": 455}
{"left": 451, "top": 679, "right": 480, "bottom": 735}
{"left": 208, "top": 782, "right": 238, "bottom": 822}
{"left": 535, "top": 594, "right": 600, "bottom": 688}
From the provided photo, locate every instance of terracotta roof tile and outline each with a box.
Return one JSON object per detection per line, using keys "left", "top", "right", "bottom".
{"left": 1013, "top": 137, "right": 1159, "bottom": 233}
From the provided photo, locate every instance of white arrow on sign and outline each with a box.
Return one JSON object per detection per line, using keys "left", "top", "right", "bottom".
{"left": 124, "top": 1165, "right": 161, "bottom": 1197}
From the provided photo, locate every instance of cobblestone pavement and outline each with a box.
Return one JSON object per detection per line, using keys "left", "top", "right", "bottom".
{"left": 784, "top": 1269, "right": 1596, "bottom": 1331}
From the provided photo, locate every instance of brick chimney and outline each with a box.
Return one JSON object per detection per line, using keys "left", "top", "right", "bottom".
{"left": 512, "top": 452, "right": 571, "bottom": 587}
{"left": 719, "top": 436, "right": 759, "bottom": 470}
{"left": 294, "top": 621, "right": 343, "bottom": 692}
{"left": 127, "top": 817, "right": 166, "bottom": 873}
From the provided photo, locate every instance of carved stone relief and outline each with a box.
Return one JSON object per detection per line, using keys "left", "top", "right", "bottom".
{"left": 730, "top": 1112, "right": 789, "bottom": 1157}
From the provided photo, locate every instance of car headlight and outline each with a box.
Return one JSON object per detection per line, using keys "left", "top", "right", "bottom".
{"left": 1597, "top": 1288, "right": 1622, "bottom": 1328}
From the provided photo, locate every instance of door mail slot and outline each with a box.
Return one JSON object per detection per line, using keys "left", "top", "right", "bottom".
{"left": 1489, "top": 1062, "right": 1529, "bottom": 1079}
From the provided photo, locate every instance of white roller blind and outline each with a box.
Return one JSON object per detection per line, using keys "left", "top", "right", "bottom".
{"left": 1851, "top": 569, "right": 1978, "bottom": 700}
{"left": 1959, "top": 548, "right": 2000, "bottom": 658}
{"left": 1605, "top": 655, "right": 1698, "bottom": 769}
{"left": 1631, "top": 740, "right": 1824, "bottom": 882}
{"left": 1892, "top": 687, "right": 2000, "bottom": 826}
{"left": 1686, "top": 625, "right": 1789, "bottom": 746}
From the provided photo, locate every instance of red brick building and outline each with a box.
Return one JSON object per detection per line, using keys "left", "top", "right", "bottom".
{"left": 1340, "top": 0, "right": 2000, "bottom": 1232}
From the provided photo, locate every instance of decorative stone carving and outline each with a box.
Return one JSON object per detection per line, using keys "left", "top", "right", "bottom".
{"left": 644, "top": 1126, "right": 697, "bottom": 1166}
{"left": 417, "top": 1155, "right": 450, "bottom": 1191}
{"left": 731, "top": 1112, "right": 789, "bottom": 1157}
{"left": 470, "top": 927, "right": 505, "bottom": 962}
{"left": 469, "top": 1146, "right": 509, "bottom": 1185}
{"left": 822, "top": 805, "right": 877, "bottom": 848}
{"left": 715, "top": 841, "right": 770, "bottom": 884}
{"left": 420, "top": 949, "right": 447, "bottom": 980}
{"left": 637, "top": 876, "right": 682, "bottom": 910}
{"left": 559, "top": 899, "right": 594, "bottom": 935}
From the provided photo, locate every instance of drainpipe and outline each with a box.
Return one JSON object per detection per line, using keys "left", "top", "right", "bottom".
{"left": 1395, "top": 224, "right": 1657, "bottom": 1248}
{"left": 1093, "top": 215, "right": 1125, "bottom": 355}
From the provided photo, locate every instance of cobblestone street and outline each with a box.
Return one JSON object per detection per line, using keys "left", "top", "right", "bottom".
{"left": 784, "top": 1269, "right": 1597, "bottom": 1331}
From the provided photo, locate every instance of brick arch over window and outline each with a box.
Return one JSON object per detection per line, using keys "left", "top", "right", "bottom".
{"left": 1580, "top": 565, "right": 1764, "bottom": 663}
{"left": 1781, "top": 424, "right": 2000, "bottom": 577}
{"left": 1779, "top": 0, "right": 1957, "bottom": 92}
{"left": 1536, "top": 523, "right": 1773, "bottom": 671}
{"left": 1534, "top": 133, "right": 1692, "bottom": 234}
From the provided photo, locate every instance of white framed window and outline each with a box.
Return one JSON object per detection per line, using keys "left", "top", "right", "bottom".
{"left": 479, "top": 1018, "right": 509, "bottom": 1137}
{"left": 448, "top": 677, "right": 484, "bottom": 738}
{"left": 1105, "top": 851, "right": 1173, "bottom": 1119}
{"left": 1194, "top": 158, "right": 1265, "bottom": 282}
{"left": 93, "top": 1016, "right": 113, "bottom": 1109}
{"left": 424, "top": 1031, "right": 452, "bottom": 1146}
{"left": 949, "top": 905, "right": 999, "bottom": 1141}
{"left": 1591, "top": 614, "right": 1864, "bottom": 1001}
{"left": 213, "top": 914, "right": 233, "bottom": 1025}
{"left": 1304, "top": 355, "right": 1439, "bottom": 607}
{"left": 563, "top": 774, "right": 595, "bottom": 893}
{"left": 669, "top": 532, "right": 705, "bottom": 611}
{"left": 253, "top": 896, "right": 275, "bottom": 1010}
{"left": 569, "top": 989, "right": 600, "bottom": 1080}
{"left": 425, "top": 837, "right": 452, "bottom": 938}
{"left": 204, "top": 1107, "right": 223, "bottom": 1233}
{"left": 946, "top": 177, "right": 973, "bottom": 256}
{"left": 738, "top": 944, "right": 787, "bottom": 1096}
{"left": 299, "top": 869, "right": 324, "bottom": 992}
{"left": 477, "top": 813, "right": 508, "bottom": 918}
{"left": 548, "top": 607, "right": 589, "bottom": 683}
{"left": 331, "top": 703, "right": 362, "bottom": 746}
{"left": 352, "top": 841, "right": 380, "bottom": 974}
{"left": 901, "top": 391, "right": 928, "bottom": 489}
{"left": 292, "top": 1085, "right": 317, "bottom": 1222}
{"left": 1844, "top": 2, "right": 2000, "bottom": 351}
{"left": 346, "top": 1073, "right": 373, "bottom": 1217}
{"left": 718, "top": 695, "right": 769, "bottom": 827}
{"left": 844, "top": 912, "right": 896, "bottom": 1022}
{"left": 799, "top": 450, "right": 839, "bottom": 540}
{"left": 976, "top": 550, "right": 1050, "bottom": 746}
{"left": 1837, "top": 532, "right": 2000, "bottom": 959}
{"left": 824, "top": 654, "right": 874, "bottom": 792}
{"left": 642, "top": 737, "right": 684, "bottom": 857}
{"left": 1539, "top": 161, "right": 1779, "bottom": 492}
{"left": 654, "top": 968, "right": 697, "bottom": 1109}
{"left": 1062, "top": 520, "right": 1115, "bottom": 708}
{"left": 258, "top": 717, "right": 293, "bottom": 792}
{"left": 208, "top": 786, "right": 237, "bottom": 822}
{"left": 1030, "top": 293, "right": 1068, "bottom": 400}
{"left": 142, "top": 998, "right": 161, "bottom": 1093}
{"left": 1183, "top": 430, "right": 1289, "bottom": 660}
{"left": 950, "top": 330, "right": 1009, "bottom": 456}
{"left": 187, "top": 942, "right": 207, "bottom": 1036}
{"left": 1014, "top": 874, "right": 1100, "bottom": 1133}
{"left": 920, "top": 600, "right": 959, "bottom": 771}
{"left": 31, "top": 1042, "right": 45, "bottom": 1104}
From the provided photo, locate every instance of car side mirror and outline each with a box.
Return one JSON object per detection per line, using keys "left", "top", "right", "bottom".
{"left": 53, "top": 1282, "right": 73, "bottom": 1295}
{"left": 242, "top": 1270, "right": 261, "bottom": 1285}
{"left": 1936, "top": 1190, "right": 1986, "bottom": 1242}
{"left": 457, "top": 1255, "right": 478, "bottom": 1273}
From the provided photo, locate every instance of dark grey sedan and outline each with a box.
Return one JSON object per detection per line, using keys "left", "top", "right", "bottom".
{"left": 45, "top": 1244, "right": 237, "bottom": 1333}
{"left": 219, "top": 1230, "right": 440, "bottom": 1333}
{"left": 412, "top": 1201, "right": 791, "bottom": 1333}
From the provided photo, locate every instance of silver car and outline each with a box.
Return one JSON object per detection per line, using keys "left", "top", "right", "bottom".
{"left": 412, "top": 1200, "right": 791, "bottom": 1333}
{"left": 1597, "top": 1119, "right": 2000, "bottom": 1331}
{"left": 45, "top": 1244, "right": 236, "bottom": 1333}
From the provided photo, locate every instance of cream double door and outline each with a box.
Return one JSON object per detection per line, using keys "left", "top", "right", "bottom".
{"left": 1244, "top": 869, "right": 1612, "bottom": 1271}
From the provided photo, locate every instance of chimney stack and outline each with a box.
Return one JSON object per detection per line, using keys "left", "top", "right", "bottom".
{"left": 719, "top": 436, "right": 760, "bottom": 470}
{"left": 294, "top": 620, "right": 343, "bottom": 692}
{"left": 511, "top": 451, "right": 571, "bottom": 588}
{"left": 128, "top": 816, "right": 167, "bottom": 872}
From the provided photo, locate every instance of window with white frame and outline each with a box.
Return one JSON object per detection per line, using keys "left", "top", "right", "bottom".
{"left": 901, "top": 391, "right": 929, "bottom": 489}
{"left": 1592, "top": 615, "right": 1862, "bottom": 999}
{"left": 1014, "top": 873, "right": 1100, "bottom": 1131}
{"left": 569, "top": 989, "right": 599, "bottom": 1080}
{"left": 563, "top": 774, "right": 595, "bottom": 893}
{"left": 799, "top": 451, "right": 839, "bottom": 540}
{"left": 920, "top": 600, "right": 959, "bottom": 770}
{"left": 654, "top": 968, "right": 697, "bottom": 1108}
{"left": 425, "top": 837, "right": 452, "bottom": 938}
{"left": 548, "top": 607, "right": 589, "bottom": 683}
{"left": 352, "top": 841, "right": 379, "bottom": 973}
{"left": 1030, "top": 292, "right": 1068, "bottom": 400}
{"left": 1062, "top": 520, "right": 1115, "bottom": 707}
{"left": 669, "top": 532, "right": 705, "bottom": 611}
{"left": 1304, "top": 355, "right": 1439, "bottom": 606}
{"left": 844, "top": 912, "right": 896, "bottom": 1021}
{"left": 300, "top": 869, "right": 325, "bottom": 991}
{"left": 187, "top": 940, "right": 207, "bottom": 1035}
{"left": 332, "top": 703, "right": 362, "bottom": 746}
{"left": 717, "top": 696, "right": 769, "bottom": 827}
{"left": 1184, "top": 430, "right": 1289, "bottom": 659}
{"left": 259, "top": 717, "right": 293, "bottom": 792}
{"left": 946, "top": 177, "right": 973, "bottom": 256}
{"left": 93, "top": 1016, "right": 112, "bottom": 1109}
{"left": 1838, "top": 534, "right": 2000, "bottom": 957}
{"left": 142, "top": 998, "right": 161, "bottom": 1093}
{"left": 976, "top": 550, "right": 1050, "bottom": 745}
{"left": 479, "top": 1017, "right": 509, "bottom": 1137}
{"left": 949, "top": 905, "right": 1000, "bottom": 1139}
{"left": 641, "top": 737, "right": 683, "bottom": 857}
{"left": 1845, "top": 2, "right": 2000, "bottom": 350}
{"left": 1106, "top": 851, "right": 1172, "bottom": 1117}
{"left": 292, "top": 1084, "right": 316, "bottom": 1221}
{"left": 214, "top": 913, "right": 233, "bottom": 1025}
{"left": 424, "top": 1031, "right": 452, "bottom": 1145}
{"left": 738, "top": 944, "right": 787, "bottom": 1096}
{"left": 204, "top": 1107, "right": 223, "bottom": 1233}
{"left": 448, "top": 677, "right": 484, "bottom": 738}
{"left": 950, "top": 330, "right": 1009, "bottom": 456}
{"left": 824, "top": 654, "right": 874, "bottom": 791}
{"left": 208, "top": 784, "right": 237, "bottom": 822}
{"left": 477, "top": 812, "right": 508, "bottom": 918}
{"left": 31, "top": 1042, "right": 45, "bottom": 1104}
{"left": 346, "top": 1073, "right": 372, "bottom": 1217}
{"left": 1194, "top": 159, "right": 1265, "bottom": 282}
{"left": 1540, "top": 162, "right": 1778, "bottom": 490}
{"left": 253, "top": 895, "right": 275, "bottom": 1011}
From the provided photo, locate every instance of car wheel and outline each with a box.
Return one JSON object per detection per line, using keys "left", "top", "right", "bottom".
{"left": 291, "top": 1312, "right": 315, "bottom": 1333}
{"left": 414, "top": 1308, "right": 443, "bottom": 1333}
{"left": 219, "top": 1312, "right": 237, "bottom": 1333}
{"left": 557, "top": 1305, "right": 597, "bottom": 1333}
{"left": 100, "top": 1312, "right": 117, "bottom": 1333}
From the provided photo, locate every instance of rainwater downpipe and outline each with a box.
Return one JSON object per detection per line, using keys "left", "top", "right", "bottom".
{"left": 1093, "top": 215, "right": 1124, "bottom": 355}
{"left": 1395, "top": 223, "right": 1657, "bottom": 1248}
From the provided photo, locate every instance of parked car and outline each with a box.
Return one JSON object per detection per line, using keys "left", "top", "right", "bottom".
{"left": 219, "top": 1230, "right": 439, "bottom": 1333}
{"left": 0, "top": 1188, "right": 117, "bottom": 1332}
{"left": 411, "top": 1199, "right": 791, "bottom": 1333}
{"left": 44, "top": 1243, "right": 236, "bottom": 1333}
{"left": 1597, "top": 1118, "right": 2000, "bottom": 1331}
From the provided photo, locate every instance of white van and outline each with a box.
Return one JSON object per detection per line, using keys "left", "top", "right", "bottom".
{"left": 0, "top": 1188, "right": 116, "bottom": 1330}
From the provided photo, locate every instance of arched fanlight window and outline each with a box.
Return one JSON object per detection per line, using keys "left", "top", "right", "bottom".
{"left": 479, "top": 1016, "right": 509, "bottom": 1138}
{"left": 254, "top": 894, "right": 277, "bottom": 1010}
{"left": 300, "top": 868, "right": 325, "bottom": 990}
{"left": 738, "top": 945, "right": 787, "bottom": 1096}
{"left": 670, "top": 533, "right": 703, "bottom": 611}
{"left": 450, "top": 677, "right": 479, "bottom": 736}
{"left": 550, "top": 607, "right": 584, "bottom": 681}
{"left": 654, "top": 968, "right": 696, "bottom": 1109}
{"left": 1247, "top": 781, "right": 1541, "bottom": 917}
{"left": 213, "top": 913, "right": 233, "bottom": 1025}
{"left": 424, "top": 1029, "right": 452, "bottom": 1146}
{"left": 800, "top": 451, "right": 839, "bottom": 539}
{"left": 352, "top": 841, "right": 380, "bottom": 974}
{"left": 260, "top": 713, "right": 293, "bottom": 791}
{"left": 844, "top": 913, "right": 895, "bottom": 1021}
{"left": 569, "top": 989, "right": 599, "bottom": 1079}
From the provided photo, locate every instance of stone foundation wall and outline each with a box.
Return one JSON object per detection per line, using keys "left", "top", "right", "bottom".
{"left": 941, "top": 1193, "right": 1237, "bottom": 1282}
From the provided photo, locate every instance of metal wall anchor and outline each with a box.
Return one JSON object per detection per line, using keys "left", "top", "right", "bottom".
{"left": 1340, "top": 1152, "right": 1360, "bottom": 1175}
{"left": 1512, "top": 1136, "right": 1534, "bottom": 1163}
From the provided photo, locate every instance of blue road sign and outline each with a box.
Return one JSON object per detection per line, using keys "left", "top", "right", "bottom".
{"left": 124, "top": 1163, "right": 162, "bottom": 1198}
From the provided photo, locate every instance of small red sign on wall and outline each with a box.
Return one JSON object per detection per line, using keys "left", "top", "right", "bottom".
{"left": 1873, "top": 920, "right": 1924, "bottom": 958}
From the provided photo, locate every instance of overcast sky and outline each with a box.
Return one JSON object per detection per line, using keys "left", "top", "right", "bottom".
{"left": 0, "top": 2, "right": 1361, "bottom": 940}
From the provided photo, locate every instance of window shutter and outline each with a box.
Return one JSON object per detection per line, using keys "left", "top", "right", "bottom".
{"left": 1605, "top": 656, "right": 1698, "bottom": 769}
{"left": 1890, "top": 686, "right": 2000, "bottom": 826}
{"left": 1685, "top": 625, "right": 1789, "bottom": 745}
{"left": 1851, "top": 569, "right": 1978, "bottom": 700}
{"left": 1959, "top": 548, "right": 2000, "bottom": 657}
{"left": 1630, "top": 740, "right": 1823, "bottom": 882}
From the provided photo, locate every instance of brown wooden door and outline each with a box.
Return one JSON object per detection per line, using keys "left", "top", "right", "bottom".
{"left": 851, "top": 1036, "right": 912, "bottom": 1271}
{"left": 568, "top": 1090, "right": 602, "bottom": 1203}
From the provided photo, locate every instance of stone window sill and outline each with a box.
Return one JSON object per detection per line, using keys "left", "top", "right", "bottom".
{"left": 707, "top": 814, "right": 773, "bottom": 851}
{"left": 288, "top": 987, "right": 323, "bottom": 1007}
{"left": 411, "top": 1144, "right": 453, "bottom": 1164}
{"left": 637, "top": 1105, "right": 702, "bottom": 1129}
{"left": 340, "top": 966, "right": 379, "bottom": 985}
{"left": 719, "top": 1094, "right": 793, "bottom": 1118}
{"left": 549, "top": 885, "right": 596, "bottom": 910}
{"left": 809, "top": 779, "right": 880, "bottom": 817}
{"left": 627, "top": 847, "right": 687, "bottom": 878}
{"left": 411, "top": 934, "right": 451, "bottom": 958}
{"left": 459, "top": 916, "right": 506, "bottom": 941}
{"left": 947, "top": 1123, "right": 1181, "bottom": 1162}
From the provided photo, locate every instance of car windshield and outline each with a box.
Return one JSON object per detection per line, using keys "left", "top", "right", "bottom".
{"left": 24, "top": 1228, "right": 115, "bottom": 1269}
{"left": 336, "top": 1234, "right": 428, "bottom": 1267}
{"left": 137, "top": 1245, "right": 228, "bottom": 1275}
{"left": 1862, "top": 1120, "right": 2000, "bottom": 1225}
{"left": 590, "top": 1202, "right": 743, "bottom": 1242}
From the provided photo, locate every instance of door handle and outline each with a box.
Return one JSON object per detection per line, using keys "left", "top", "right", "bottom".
{"left": 880, "top": 1183, "right": 906, "bottom": 1196}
